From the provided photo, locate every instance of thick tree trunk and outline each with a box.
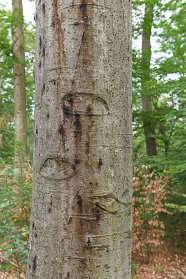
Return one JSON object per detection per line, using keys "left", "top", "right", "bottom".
{"left": 26, "top": 0, "right": 132, "bottom": 278}
{"left": 141, "top": 2, "right": 157, "bottom": 156}
{"left": 12, "top": 0, "right": 27, "bottom": 169}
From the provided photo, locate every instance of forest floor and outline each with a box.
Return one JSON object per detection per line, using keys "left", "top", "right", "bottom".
{"left": 132, "top": 250, "right": 186, "bottom": 279}
{"left": 0, "top": 251, "right": 185, "bottom": 279}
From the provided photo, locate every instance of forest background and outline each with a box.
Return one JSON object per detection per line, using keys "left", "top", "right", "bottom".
{"left": 0, "top": 0, "right": 185, "bottom": 278}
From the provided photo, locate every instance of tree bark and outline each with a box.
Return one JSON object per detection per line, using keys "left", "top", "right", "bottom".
{"left": 26, "top": 0, "right": 132, "bottom": 278}
{"left": 12, "top": 0, "right": 27, "bottom": 169}
{"left": 141, "top": 2, "right": 157, "bottom": 156}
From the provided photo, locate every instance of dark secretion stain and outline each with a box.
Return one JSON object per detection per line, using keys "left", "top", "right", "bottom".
{"left": 32, "top": 256, "right": 37, "bottom": 273}
{"left": 77, "top": 195, "right": 83, "bottom": 212}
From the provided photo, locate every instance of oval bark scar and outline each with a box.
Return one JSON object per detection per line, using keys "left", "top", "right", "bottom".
{"left": 39, "top": 157, "right": 77, "bottom": 180}
{"left": 61, "top": 93, "right": 109, "bottom": 116}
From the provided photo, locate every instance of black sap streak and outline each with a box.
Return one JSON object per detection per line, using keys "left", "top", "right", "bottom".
{"left": 32, "top": 255, "right": 37, "bottom": 273}
{"left": 73, "top": 113, "right": 82, "bottom": 140}
{"left": 61, "top": 93, "right": 109, "bottom": 116}
{"left": 77, "top": 195, "right": 83, "bottom": 212}
{"left": 40, "top": 157, "right": 77, "bottom": 180}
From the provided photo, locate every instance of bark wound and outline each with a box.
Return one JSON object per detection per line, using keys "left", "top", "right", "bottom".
{"left": 40, "top": 158, "right": 76, "bottom": 180}
{"left": 32, "top": 256, "right": 37, "bottom": 273}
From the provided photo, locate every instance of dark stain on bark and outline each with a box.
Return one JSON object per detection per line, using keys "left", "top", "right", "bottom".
{"left": 96, "top": 209, "right": 101, "bottom": 221}
{"left": 39, "top": 61, "right": 41, "bottom": 68}
{"left": 98, "top": 158, "right": 103, "bottom": 169}
{"left": 76, "top": 0, "right": 94, "bottom": 80}
{"left": 32, "top": 222, "right": 34, "bottom": 229}
{"left": 47, "top": 113, "right": 50, "bottom": 119}
{"left": 85, "top": 142, "right": 90, "bottom": 154}
{"left": 35, "top": 232, "right": 38, "bottom": 238}
{"left": 72, "top": 158, "right": 80, "bottom": 170}
{"left": 58, "top": 124, "right": 65, "bottom": 140}
{"left": 39, "top": 36, "right": 42, "bottom": 49}
{"left": 95, "top": 203, "right": 101, "bottom": 221}
{"left": 42, "top": 83, "right": 45, "bottom": 92}
{"left": 32, "top": 256, "right": 37, "bottom": 273}
{"left": 86, "top": 105, "right": 93, "bottom": 118}
{"left": 67, "top": 97, "right": 73, "bottom": 106}
{"left": 73, "top": 113, "right": 82, "bottom": 141}
{"left": 63, "top": 105, "right": 72, "bottom": 118}
{"left": 74, "top": 158, "right": 80, "bottom": 165}
{"left": 36, "top": 127, "right": 38, "bottom": 135}
{"left": 42, "top": 3, "right": 45, "bottom": 15}
{"left": 80, "top": 0, "right": 89, "bottom": 26}
{"left": 48, "top": 201, "right": 52, "bottom": 213}
{"left": 87, "top": 237, "right": 91, "bottom": 247}
{"left": 77, "top": 195, "right": 83, "bottom": 212}
{"left": 42, "top": 46, "right": 45, "bottom": 57}
{"left": 80, "top": 0, "right": 87, "bottom": 14}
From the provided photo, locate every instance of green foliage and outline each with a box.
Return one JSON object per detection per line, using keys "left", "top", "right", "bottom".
{"left": 132, "top": 0, "right": 186, "bottom": 252}
{"left": 0, "top": 5, "right": 35, "bottom": 163}
{"left": 0, "top": 162, "right": 32, "bottom": 271}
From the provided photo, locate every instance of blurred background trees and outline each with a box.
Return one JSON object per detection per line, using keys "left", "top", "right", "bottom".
{"left": 0, "top": 0, "right": 185, "bottom": 278}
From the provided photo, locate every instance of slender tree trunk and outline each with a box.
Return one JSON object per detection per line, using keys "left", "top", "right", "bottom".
{"left": 141, "top": 2, "right": 157, "bottom": 156}
{"left": 12, "top": 0, "right": 27, "bottom": 170}
{"left": 26, "top": 0, "right": 132, "bottom": 278}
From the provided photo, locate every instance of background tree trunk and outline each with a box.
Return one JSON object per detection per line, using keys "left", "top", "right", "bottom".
{"left": 141, "top": 2, "right": 157, "bottom": 156}
{"left": 12, "top": 0, "right": 27, "bottom": 170}
{"left": 26, "top": 0, "right": 132, "bottom": 278}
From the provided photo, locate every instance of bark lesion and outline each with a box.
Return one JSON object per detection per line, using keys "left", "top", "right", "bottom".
{"left": 89, "top": 192, "right": 131, "bottom": 214}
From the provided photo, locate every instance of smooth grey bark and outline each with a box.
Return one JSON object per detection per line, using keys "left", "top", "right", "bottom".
{"left": 26, "top": 0, "right": 132, "bottom": 278}
{"left": 12, "top": 0, "right": 27, "bottom": 169}
{"left": 141, "top": 2, "right": 157, "bottom": 156}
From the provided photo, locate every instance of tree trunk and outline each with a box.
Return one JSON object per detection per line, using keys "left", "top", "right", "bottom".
{"left": 12, "top": 0, "right": 27, "bottom": 170}
{"left": 141, "top": 2, "right": 157, "bottom": 156}
{"left": 26, "top": 0, "right": 132, "bottom": 278}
